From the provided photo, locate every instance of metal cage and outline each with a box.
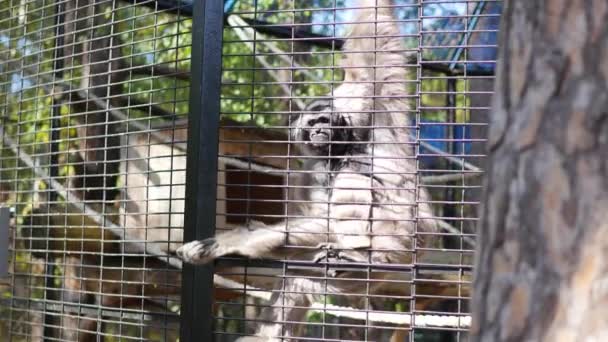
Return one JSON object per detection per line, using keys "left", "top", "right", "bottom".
{"left": 0, "top": 0, "right": 501, "bottom": 341}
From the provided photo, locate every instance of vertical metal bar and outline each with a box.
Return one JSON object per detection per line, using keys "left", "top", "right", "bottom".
{"left": 446, "top": 78, "right": 456, "bottom": 152}
{"left": 43, "top": 2, "right": 66, "bottom": 339}
{"left": 443, "top": 78, "right": 458, "bottom": 251}
{"left": 0, "top": 207, "right": 9, "bottom": 278}
{"left": 180, "top": 1, "right": 224, "bottom": 341}
{"left": 48, "top": 4, "right": 64, "bottom": 201}
{"left": 413, "top": 0, "right": 423, "bottom": 340}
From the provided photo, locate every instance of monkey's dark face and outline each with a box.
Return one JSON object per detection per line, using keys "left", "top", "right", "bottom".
{"left": 292, "top": 99, "right": 368, "bottom": 156}
{"left": 303, "top": 113, "right": 331, "bottom": 147}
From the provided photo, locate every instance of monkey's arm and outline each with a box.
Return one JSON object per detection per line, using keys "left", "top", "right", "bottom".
{"left": 177, "top": 218, "right": 331, "bottom": 264}
{"left": 177, "top": 169, "right": 378, "bottom": 266}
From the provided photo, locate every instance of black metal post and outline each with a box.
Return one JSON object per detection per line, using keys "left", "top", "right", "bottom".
{"left": 443, "top": 78, "right": 458, "bottom": 251}
{"left": 42, "top": 2, "right": 65, "bottom": 339}
{"left": 180, "top": 0, "right": 224, "bottom": 341}
{"left": 0, "top": 207, "right": 9, "bottom": 278}
{"left": 446, "top": 78, "right": 456, "bottom": 157}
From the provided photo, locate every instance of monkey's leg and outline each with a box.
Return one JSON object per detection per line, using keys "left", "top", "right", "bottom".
{"left": 177, "top": 219, "right": 330, "bottom": 264}
{"left": 236, "top": 277, "right": 340, "bottom": 342}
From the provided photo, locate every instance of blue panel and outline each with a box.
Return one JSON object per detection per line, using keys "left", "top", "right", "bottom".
{"left": 224, "top": 0, "right": 238, "bottom": 13}
{"left": 419, "top": 120, "right": 471, "bottom": 170}
{"left": 466, "top": 3, "right": 501, "bottom": 73}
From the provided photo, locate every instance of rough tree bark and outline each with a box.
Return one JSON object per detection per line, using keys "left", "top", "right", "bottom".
{"left": 472, "top": 1, "right": 608, "bottom": 341}
{"left": 45, "top": 1, "right": 127, "bottom": 340}
{"left": 65, "top": 0, "right": 126, "bottom": 202}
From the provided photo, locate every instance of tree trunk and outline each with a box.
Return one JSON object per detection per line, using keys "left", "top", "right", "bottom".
{"left": 472, "top": 1, "right": 608, "bottom": 341}
{"left": 66, "top": 0, "right": 126, "bottom": 202}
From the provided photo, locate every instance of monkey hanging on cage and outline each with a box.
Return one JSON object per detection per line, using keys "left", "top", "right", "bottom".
{"left": 177, "top": 0, "right": 439, "bottom": 339}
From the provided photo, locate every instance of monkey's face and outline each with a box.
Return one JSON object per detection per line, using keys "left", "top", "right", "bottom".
{"left": 292, "top": 99, "right": 368, "bottom": 156}
{"left": 301, "top": 100, "right": 344, "bottom": 151}
{"left": 302, "top": 112, "right": 332, "bottom": 148}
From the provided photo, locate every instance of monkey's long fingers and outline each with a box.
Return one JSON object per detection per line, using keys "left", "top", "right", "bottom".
{"left": 312, "top": 242, "right": 339, "bottom": 263}
{"left": 177, "top": 238, "right": 221, "bottom": 264}
{"left": 315, "top": 242, "right": 339, "bottom": 252}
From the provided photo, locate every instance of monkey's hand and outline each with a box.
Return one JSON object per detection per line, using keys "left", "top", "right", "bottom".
{"left": 177, "top": 224, "right": 283, "bottom": 264}
{"left": 176, "top": 237, "right": 225, "bottom": 264}
{"left": 176, "top": 227, "right": 251, "bottom": 264}
{"left": 313, "top": 242, "right": 341, "bottom": 261}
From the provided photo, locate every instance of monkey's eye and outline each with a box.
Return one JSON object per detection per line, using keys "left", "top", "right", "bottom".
{"left": 316, "top": 116, "right": 329, "bottom": 124}
{"left": 308, "top": 115, "right": 330, "bottom": 126}
{"left": 305, "top": 99, "right": 332, "bottom": 112}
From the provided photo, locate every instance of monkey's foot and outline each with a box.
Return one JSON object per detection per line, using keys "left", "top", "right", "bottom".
{"left": 314, "top": 242, "right": 340, "bottom": 257}
{"left": 177, "top": 238, "right": 223, "bottom": 264}
{"left": 313, "top": 243, "right": 359, "bottom": 277}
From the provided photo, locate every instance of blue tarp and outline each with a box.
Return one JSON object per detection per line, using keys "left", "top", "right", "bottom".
{"left": 419, "top": 120, "right": 472, "bottom": 169}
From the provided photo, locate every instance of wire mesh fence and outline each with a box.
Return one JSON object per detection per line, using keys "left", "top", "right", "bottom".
{"left": 0, "top": 0, "right": 191, "bottom": 340}
{"left": 0, "top": 0, "right": 500, "bottom": 341}
{"left": 204, "top": 1, "right": 499, "bottom": 341}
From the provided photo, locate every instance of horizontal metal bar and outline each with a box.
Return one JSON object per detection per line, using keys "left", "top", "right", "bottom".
{"left": 214, "top": 257, "right": 473, "bottom": 273}
{"left": 0, "top": 298, "right": 180, "bottom": 323}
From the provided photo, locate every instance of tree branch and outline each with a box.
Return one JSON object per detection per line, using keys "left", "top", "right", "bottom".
{"left": 129, "top": 63, "right": 190, "bottom": 81}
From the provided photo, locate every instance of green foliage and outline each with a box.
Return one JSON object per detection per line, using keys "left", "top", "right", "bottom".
{"left": 421, "top": 70, "right": 470, "bottom": 123}
{"left": 221, "top": 0, "right": 342, "bottom": 126}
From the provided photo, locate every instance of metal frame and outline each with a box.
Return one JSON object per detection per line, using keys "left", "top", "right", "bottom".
{"left": 180, "top": 1, "right": 224, "bottom": 342}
